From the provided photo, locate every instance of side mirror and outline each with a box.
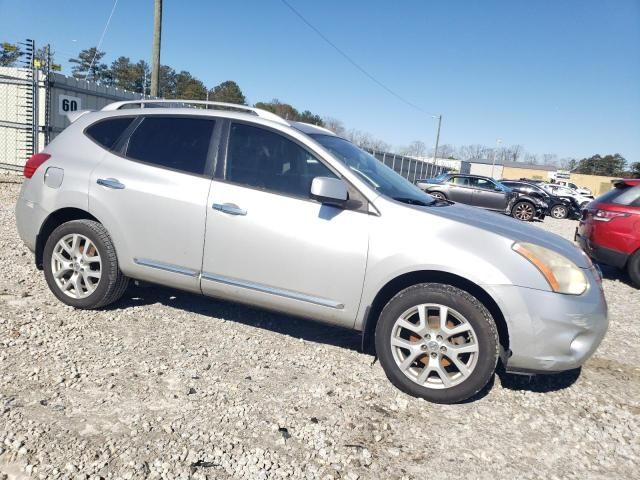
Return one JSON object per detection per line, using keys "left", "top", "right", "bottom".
{"left": 310, "top": 177, "right": 348, "bottom": 208}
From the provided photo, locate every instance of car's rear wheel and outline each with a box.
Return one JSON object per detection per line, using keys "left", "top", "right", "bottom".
{"left": 512, "top": 201, "right": 535, "bottom": 221}
{"left": 375, "top": 283, "right": 499, "bottom": 404}
{"left": 550, "top": 204, "right": 568, "bottom": 219}
{"left": 43, "top": 220, "right": 128, "bottom": 309}
{"left": 627, "top": 250, "right": 640, "bottom": 288}
{"left": 430, "top": 191, "right": 447, "bottom": 200}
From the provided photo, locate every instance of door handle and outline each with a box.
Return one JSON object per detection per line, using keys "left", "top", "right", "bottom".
{"left": 97, "top": 178, "right": 125, "bottom": 189}
{"left": 212, "top": 203, "right": 247, "bottom": 216}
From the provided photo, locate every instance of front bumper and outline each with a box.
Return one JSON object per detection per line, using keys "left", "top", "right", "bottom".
{"left": 484, "top": 267, "right": 608, "bottom": 373}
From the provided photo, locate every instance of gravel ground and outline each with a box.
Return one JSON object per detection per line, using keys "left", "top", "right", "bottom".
{"left": 0, "top": 175, "right": 638, "bottom": 480}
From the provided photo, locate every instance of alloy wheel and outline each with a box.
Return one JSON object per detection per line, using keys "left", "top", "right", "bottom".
{"left": 551, "top": 205, "right": 568, "bottom": 219}
{"left": 51, "top": 233, "right": 102, "bottom": 299}
{"left": 513, "top": 202, "right": 534, "bottom": 221}
{"left": 390, "top": 304, "right": 479, "bottom": 389}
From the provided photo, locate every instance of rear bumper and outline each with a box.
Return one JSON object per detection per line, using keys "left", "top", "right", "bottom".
{"left": 484, "top": 269, "right": 608, "bottom": 373}
{"left": 15, "top": 187, "right": 48, "bottom": 253}
{"left": 575, "top": 231, "right": 628, "bottom": 269}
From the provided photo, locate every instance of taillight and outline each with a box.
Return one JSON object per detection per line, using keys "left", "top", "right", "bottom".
{"left": 594, "top": 209, "right": 630, "bottom": 222}
{"left": 23, "top": 153, "right": 51, "bottom": 179}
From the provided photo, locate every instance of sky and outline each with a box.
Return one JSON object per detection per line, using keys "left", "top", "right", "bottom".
{"left": 1, "top": 0, "right": 639, "bottom": 161}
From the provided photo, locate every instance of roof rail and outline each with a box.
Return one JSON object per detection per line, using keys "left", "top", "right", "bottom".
{"left": 101, "top": 99, "right": 289, "bottom": 126}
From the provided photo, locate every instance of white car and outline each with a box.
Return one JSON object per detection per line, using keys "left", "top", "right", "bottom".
{"left": 556, "top": 180, "right": 593, "bottom": 198}
{"left": 541, "top": 184, "right": 593, "bottom": 208}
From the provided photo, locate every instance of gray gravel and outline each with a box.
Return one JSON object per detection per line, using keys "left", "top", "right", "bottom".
{"left": 0, "top": 175, "right": 638, "bottom": 479}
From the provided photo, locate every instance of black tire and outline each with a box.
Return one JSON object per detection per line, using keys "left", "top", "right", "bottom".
{"left": 43, "top": 220, "right": 128, "bottom": 309}
{"left": 512, "top": 201, "right": 535, "bottom": 221}
{"left": 375, "top": 283, "right": 499, "bottom": 404}
{"left": 550, "top": 204, "right": 568, "bottom": 219}
{"left": 429, "top": 191, "right": 447, "bottom": 200}
{"left": 627, "top": 250, "right": 640, "bottom": 288}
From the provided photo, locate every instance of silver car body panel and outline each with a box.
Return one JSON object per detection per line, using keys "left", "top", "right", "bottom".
{"left": 201, "top": 180, "right": 369, "bottom": 326}
{"left": 14, "top": 105, "right": 608, "bottom": 374}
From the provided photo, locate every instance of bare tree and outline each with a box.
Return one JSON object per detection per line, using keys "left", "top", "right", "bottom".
{"left": 433, "top": 144, "right": 456, "bottom": 159}
{"left": 458, "top": 144, "right": 488, "bottom": 160}
{"left": 401, "top": 140, "right": 427, "bottom": 158}
{"left": 542, "top": 153, "right": 558, "bottom": 166}
{"left": 323, "top": 117, "right": 346, "bottom": 136}
{"left": 507, "top": 144, "right": 523, "bottom": 162}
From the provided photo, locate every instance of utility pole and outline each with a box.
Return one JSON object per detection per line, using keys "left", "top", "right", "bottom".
{"left": 150, "top": 0, "right": 163, "bottom": 97}
{"left": 433, "top": 115, "right": 442, "bottom": 175}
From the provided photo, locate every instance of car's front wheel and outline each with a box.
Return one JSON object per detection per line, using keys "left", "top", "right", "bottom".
{"left": 429, "top": 191, "right": 447, "bottom": 200}
{"left": 512, "top": 201, "right": 535, "bottom": 221}
{"left": 43, "top": 219, "right": 129, "bottom": 309}
{"left": 550, "top": 204, "right": 568, "bottom": 219}
{"left": 375, "top": 283, "right": 499, "bottom": 404}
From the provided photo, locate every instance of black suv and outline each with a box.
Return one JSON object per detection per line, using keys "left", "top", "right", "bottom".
{"left": 416, "top": 174, "right": 547, "bottom": 221}
{"left": 501, "top": 180, "right": 581, "bottom": 219}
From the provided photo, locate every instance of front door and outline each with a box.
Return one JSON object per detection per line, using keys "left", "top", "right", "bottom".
{"left": 201, "top": 122, "right": 369, "bottom": 327}
{"left": 89, "top": 115, "right": 217, "bottom": 292}
{"left": 470, "top": 177, "right": 507, "bottom": 210}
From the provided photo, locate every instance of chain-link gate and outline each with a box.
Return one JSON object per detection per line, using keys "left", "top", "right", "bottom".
{"left": 0, "top": 39, "right": 40, "bottom": 172}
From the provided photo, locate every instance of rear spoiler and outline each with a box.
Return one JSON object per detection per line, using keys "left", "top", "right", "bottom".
{"left": 66, "top": 110, "right": 92, "bottom": 123}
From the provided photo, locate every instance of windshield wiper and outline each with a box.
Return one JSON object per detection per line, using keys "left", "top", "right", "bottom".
{"left": 391, "top": 197, "right": 434, "bottom": 206}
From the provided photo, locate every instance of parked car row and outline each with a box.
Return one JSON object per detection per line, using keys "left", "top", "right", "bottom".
{"left": 416, "top": 174, "right": 565, "bottom": 222}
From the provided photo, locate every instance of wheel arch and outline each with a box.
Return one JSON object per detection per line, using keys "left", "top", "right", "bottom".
{"left": 361, "top": 270, "right": 510, "bottom": 357}
{"left": 428, "top": 190, "right": 447, "bottom": 199}
{"left": 35, "top": 207, "right": 100, "bottom": 269}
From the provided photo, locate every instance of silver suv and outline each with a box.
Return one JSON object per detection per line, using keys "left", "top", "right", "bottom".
{"left": 15, "top": 100, "right": 608, "bottom": 404}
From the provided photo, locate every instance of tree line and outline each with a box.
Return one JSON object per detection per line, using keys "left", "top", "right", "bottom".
{"left": 394, "top": 140, "right": 638, "bottom": 177}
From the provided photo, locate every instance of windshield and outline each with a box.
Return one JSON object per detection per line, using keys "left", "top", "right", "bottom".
{"left": 311, "top": 134, "right": 436, "bottom": 206}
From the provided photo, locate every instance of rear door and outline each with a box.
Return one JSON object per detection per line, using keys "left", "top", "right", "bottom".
{"left": 470, "top": 177, "right": 507, "bottom": 210}
{"left": 89, "top": 114, "right": 218, "bottom": 292}
{"left": 200, "top": 121, "right": 369, "bottom": 327}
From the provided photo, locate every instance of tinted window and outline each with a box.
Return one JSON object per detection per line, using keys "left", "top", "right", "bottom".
{"left": 126, "top": 116, "right": 215, "bottom": 175}
{"left": 86, "top": 117, "right": 134, "bottom": 149}
{"left": 598, "top": 184, "right": 640, "bottom": 207}
{"left": 227, "top": 124, "right": 336, "bottom": 198}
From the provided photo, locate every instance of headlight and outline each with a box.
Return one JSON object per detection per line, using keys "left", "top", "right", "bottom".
{"left": 512, "top": 242, "right": 588, "bottom": 295}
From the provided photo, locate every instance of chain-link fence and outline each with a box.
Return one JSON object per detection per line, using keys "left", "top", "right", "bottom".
{"left": 0, "top": 39, "right": 38, "bottom": 172}
{"left": 364, "top": 148, "right": 449, "bottom": 184}
{"left": 1, "top": 39, "right": 150, "bottom": 174}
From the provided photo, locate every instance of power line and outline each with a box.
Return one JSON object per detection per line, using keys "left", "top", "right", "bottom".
{"left": 280, "top": 0, "right": 434, "bottom": 116}
{"left": 86, "top": 0, "right": 119, "bottom": 80}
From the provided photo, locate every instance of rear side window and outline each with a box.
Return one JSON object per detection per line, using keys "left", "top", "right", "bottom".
{"left": 85, "top": 117, "right": 134, "bottom": 150}
{"left": 598, "top": 184, "right": 640, "bottom": 207}
{"left": 448, "top": 176, "right": 469, "bottom": 186}
{"left": 125, "top": 116, "right": 215, "bottom": 175}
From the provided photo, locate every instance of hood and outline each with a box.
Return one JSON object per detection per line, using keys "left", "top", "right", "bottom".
{"left": 424, "top": 202, "right": 591, "bottom": 268}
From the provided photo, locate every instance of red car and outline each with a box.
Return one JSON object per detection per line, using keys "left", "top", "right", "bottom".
{"left": 576, "top": 179, "right": 640, "bottom": 287}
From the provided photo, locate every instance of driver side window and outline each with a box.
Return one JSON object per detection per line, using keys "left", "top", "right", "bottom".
{"left": 226, "top": 123, "right": 337, "bottom": 199}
